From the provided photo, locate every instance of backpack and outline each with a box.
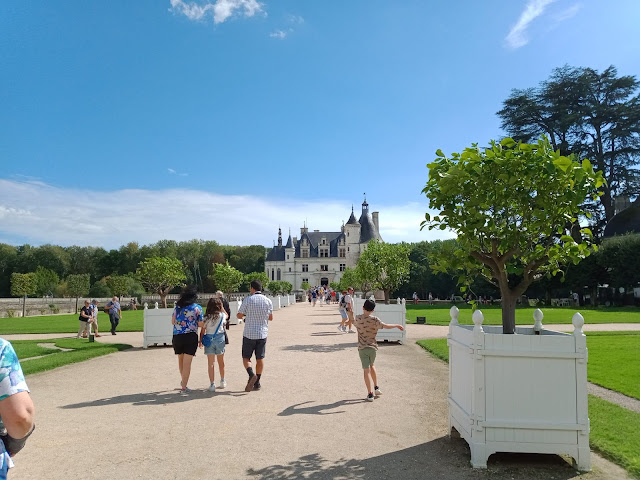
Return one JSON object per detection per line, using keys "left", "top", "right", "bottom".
{"left": 339, "top": 295, "right": 348, "bottom": 308}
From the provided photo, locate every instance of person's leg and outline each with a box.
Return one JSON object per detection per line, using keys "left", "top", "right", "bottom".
{"left": 109, "top": 315, "right": 116, "bottom": 334}
{"left": 94, "top": 320, "right": 100, "bottom": 337}
{"left": 347, "top": 310, "right": 354, "bottom": 331}
{"left": 180, "top": 354, "right": 194, "bottom": 390}
{"left": 363, "top": 367, "right": 372, "bottom": 393}
{"left": 255, "top": 359, "right": 264, "bottom": 375}
{"left": 207, "top": 355, "right": 216, "bottom": 383}
{"left": 178, "top": 353, "right": 184, "bottom": 377}
{"left": 370, "top": 365, "right": 378, "bottom": 388}
{"left": 217, "top": 354, "right": 225, "bottom": 381}
{"left": 242, "top": 337, "right": 258, "bottom": 391}
{"left": 77, "top": 321, "right": 85, "bottom": 338}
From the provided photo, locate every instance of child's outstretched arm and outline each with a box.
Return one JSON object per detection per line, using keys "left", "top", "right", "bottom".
{"left": 381, "top": 323, "right": 404, "bottom": 331}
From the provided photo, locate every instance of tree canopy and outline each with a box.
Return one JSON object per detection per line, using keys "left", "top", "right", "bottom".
{"left": 421, "top": 137, "right": 603, "bottom": 333}
{"left": 136, "top": 257, "right": 186, "bottom": 308}
{"left": 211, "top": 262, "right": 244, "bottom": 294}
{"left": 497, "top": 65, "right": 640, "bottom": 236}
{"left": 357, "top": 240, "right": 411, "bottom": 304}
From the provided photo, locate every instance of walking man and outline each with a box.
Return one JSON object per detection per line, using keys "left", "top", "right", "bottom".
{"left": 237, "top": 280, "right": 273, "bottom": 392}
{"left": 105, "top": 296, "right": 122, "bottom": 335}
{"left": 89, "top": 299, "right": 101, "bottom": 337}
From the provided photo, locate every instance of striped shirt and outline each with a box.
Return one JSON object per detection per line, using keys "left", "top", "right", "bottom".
{"left": 238, "top": 292, "right": 273, "bottom": 340}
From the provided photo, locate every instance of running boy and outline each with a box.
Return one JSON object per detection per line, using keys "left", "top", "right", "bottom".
{"left": 353, "top": 299, "right": 404, "bottom": 402}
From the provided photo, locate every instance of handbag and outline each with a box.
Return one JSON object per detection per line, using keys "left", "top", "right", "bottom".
{"left": 202, "top": 313, "right": 225, "bottom": 347}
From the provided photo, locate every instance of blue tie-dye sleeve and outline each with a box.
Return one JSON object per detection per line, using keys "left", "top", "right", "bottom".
{"left": 0, "top": 339, "right": 29, "bottom": 402}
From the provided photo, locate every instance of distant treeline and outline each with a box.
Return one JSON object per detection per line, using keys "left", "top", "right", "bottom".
{"left": 0, "top": 240, "right": 266, "bottom": 298}
{"left": 1, "top": 234, "right": 639, "bottom": 305}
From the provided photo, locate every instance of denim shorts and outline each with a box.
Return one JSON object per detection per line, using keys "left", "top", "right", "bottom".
{"left": 204, "top": 335, "right": 225, "bottom": 355}
{"left": 339, "top": 309, "right": 348, "bottom": 320}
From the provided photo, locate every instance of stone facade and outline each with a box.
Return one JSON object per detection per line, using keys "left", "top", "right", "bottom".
{"left": 265, "top": 199, "right": 382, "bottom": 290}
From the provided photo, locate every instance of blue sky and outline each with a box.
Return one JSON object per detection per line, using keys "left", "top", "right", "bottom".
{"left": 1, "top": 0, "right": 639, "bottom": 249}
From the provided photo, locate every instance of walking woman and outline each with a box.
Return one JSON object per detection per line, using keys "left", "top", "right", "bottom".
{"left": 200, "top": 297, "right": 227, "bottom": 392}
{"left": 171, "top": 285, "right": 203, "bottom": 395}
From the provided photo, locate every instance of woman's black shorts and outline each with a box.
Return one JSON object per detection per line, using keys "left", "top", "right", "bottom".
{"left": 172, "top": 332, "right": 198, "bottom": 356}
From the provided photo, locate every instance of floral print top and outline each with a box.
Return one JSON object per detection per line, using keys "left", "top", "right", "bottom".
{"left": 0, "top": 338, "right": 30, "bottom": 477}
{"left": 172, "top": 303, "right": 203, "bottom": 335}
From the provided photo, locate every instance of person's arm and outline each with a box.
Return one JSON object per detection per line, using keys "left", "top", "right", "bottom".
{"left": 0, "top": 392, "right": 34, "bottom": 439}
{"left": 171, "top": 310, "right": 177, "bottom": 325}
{"left": 81, "top": 308, "right": 91, "bottom": 320}
{"left": 380, "top": 322, "right": 404, "bottom": 331}
{"left": 268, "top": 313, "right": 273, "bottom": 321}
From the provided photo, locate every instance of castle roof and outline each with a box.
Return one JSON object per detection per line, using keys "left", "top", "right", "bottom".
{"left": 603, "top": 199, "right": 640, "bottom": 238}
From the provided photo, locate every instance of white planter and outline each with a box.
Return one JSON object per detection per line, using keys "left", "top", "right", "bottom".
{"left": 228, "top": 300, "right": 242, "bottom": 325}
{"left": 143, "top": 308, "right": 174, "bottom": 348}
{"left": 353, "top": 298, "right": 407, "bottom": 344}
{"left": 448, "top": 307, "right": 590, "bottom": 470}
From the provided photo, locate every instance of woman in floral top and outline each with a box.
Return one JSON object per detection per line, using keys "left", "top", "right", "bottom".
{"left": 171, "top": 285, "right": 204, "bottom": 395}
{"left": 0, "top": 338, "right": 35, "bottom": 479}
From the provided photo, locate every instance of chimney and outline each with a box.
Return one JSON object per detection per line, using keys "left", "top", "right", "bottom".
{"left": 372, "top": 211, "right": 379, "bottom": 232}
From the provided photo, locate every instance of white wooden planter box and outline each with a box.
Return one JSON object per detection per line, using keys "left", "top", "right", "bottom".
{"left": 143, "top": 308, "right": 173, "bottom": 348}
{"left": 353, "top": 298, "right": 407, "bottom": 344}
{"left": 448, "top": 307, "right": 590, "bottom": 470}
{"left": 228, "top": 300, "right": 242, "bottom": 325}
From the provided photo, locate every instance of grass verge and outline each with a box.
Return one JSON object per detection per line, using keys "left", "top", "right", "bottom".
{"left": 589, "top": 395, "right": 640, "bottom": 478}
{"left": 0, "top": 310, "right": 145, "bottom": 334}
{"left": 416, "top": 333, "right": 640, "bottom": 478}
{"left": 10, "top": 338, "right": 132, "bottom": 376}
{"left": 406, "top": 304, "right": 640, "bottom": 326}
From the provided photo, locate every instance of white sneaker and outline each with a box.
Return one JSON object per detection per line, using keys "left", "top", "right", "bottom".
{"left": 366, "top": 393, "right": 374, "bottom": 402}
{"left": 374, "top": 387, "right": 382, "bottom": 397}
{"left": 342, "top": 326, "right": 347, "bottom": 332}
{"left": 348, "top": 329, "right": 355, "bottom": 333}
{"left": 219, "top": 379, "right": 227, "bottom": 389}
{"left": 208, "top": 382, "right": 216, "bottom": 392}
{"left": 337, "top": 325, "right": 344, "bottom": 332}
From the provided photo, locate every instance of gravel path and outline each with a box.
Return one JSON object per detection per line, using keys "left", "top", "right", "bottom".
{"left": 4, "top": 304, "right": 633, "bottom": 479}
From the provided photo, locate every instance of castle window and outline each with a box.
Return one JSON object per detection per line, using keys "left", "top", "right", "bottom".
{"left": 271, "top": 269, "right": 274, "bottom": 281}
{"left": 302, "top": 264, "right": 308, "bottom": 272}
{"left": 322, "top": 239, "right": 326, "bottom": 245}
{"left": 339, "top": 248, "right": 346, "bottom": 258}
{"left": 302, "top": 278, "right": 308, "bottom": 284}
{"left": 277, "top": 269, "right": 281, "bottom": 280}
{"left": 289, "top": 268, "right": 291, "bottom": 272}
{"left": 287, "top": 255, "right": 289, "bottom": 260}
{"left": 320, "top": 248, "right": 329, "bottom": 257}
{"left": 321, "top": 265, "right": 328, "bottom": 272}
{"left": 340, "top": 264, "right": 346, "bottom": 272}
{"left": 302, "top": 249, "right": 309, "bottom": 258}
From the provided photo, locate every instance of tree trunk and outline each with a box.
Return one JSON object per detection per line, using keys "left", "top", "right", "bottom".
{"left": 22, "top": 295, "right": 26, "bottom": 318}
{"left": 160, "top": 293, "right": 168, "bottom": 308}
{"left": 383, "top": 289, "right": 390, "bottom": 304}
{"left": 501, "top": 293, "right": 517, "bottom": 334}
{"left": 75, "top": 296, "right": 79, "bottom": 314}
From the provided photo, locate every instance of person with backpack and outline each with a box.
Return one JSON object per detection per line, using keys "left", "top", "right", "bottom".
{"left": 337, "top": 288, "right": 355, "bottom": 333}
{"left": 200, "top": 297, "right": 227, "bottom": 392}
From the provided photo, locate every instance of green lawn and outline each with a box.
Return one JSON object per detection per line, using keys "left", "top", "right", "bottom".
{"left": 585, "top": 332, "right": 640, "bottom": 400}
{"left": 406, "top": 304, "right": 640, "bottom": 326}
{"left": 0, "top": 310, "right": 145, "bottom": 334}
{"left": 417, "top": 333, "right": 640, "bottom": 478}
{"left": 589, "top": 395, "right": 640, "bottom": 478}
{"left": 11, "top": 338, "right": 132, "bottom": 376}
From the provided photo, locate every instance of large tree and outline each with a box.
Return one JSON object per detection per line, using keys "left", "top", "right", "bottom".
{"left": 66, "top": 273, "right": 90, "bottom": 313}
{"left": 33, "top": 266, "right": 60, "bottom": 297}
{"left": 10, "top": 272, "right": 36, "bottom": 317}
{"left": 137, "top": 257, "right": 186, "bottom": 308}
{"left": 356, "top": 241, "right": 411, "bottom": 304}
{"left": 421, "top": 137, "right": 603, "bottom": 334}
{"left": 211, "top": 262, "right": 244, "bottom": 294}
{"left": 498, "top": 65, "right": 640, "bottom": 236}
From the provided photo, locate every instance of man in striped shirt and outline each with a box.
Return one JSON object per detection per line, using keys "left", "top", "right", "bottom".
{"left": 237, "top": 280, "right": 273, "bottom": 392}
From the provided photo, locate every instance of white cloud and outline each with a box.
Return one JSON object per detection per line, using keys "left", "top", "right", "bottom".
{"left": 169, "top": 0, "right": 263, "bottom": 24}
{"left": 286, "top": 14, "right": 304, "bottom": 24}
{"left": 0, "top": 180, "right": 453, "bottom": 249}
{"left": 269, "top": 30, "right": 287, "bottom": 39}
{"left": 553, "top": 3, "right": 581, "bottom": 22}
{"left": 505, "top": 0, "right": 556, "bottom": 49}
{"left": 168, "top": 168, "right": 188, "bottom": 176}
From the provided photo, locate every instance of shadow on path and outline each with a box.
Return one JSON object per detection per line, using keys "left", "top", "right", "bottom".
{"left": 246, "top": 438, "right": 581, "bottom": 480}
{"left": 278, "top": 399, "right": 363, "bottom": 416}
{"left": 60, "top": 389, "right": 245, "bottom": 408}
{"left": 281, "top": 343, "right": 357, "bottom": 353}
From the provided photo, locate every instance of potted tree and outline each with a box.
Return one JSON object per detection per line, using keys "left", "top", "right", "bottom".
{"left": 421, "top": 137, "right": 602, "bottom": 470}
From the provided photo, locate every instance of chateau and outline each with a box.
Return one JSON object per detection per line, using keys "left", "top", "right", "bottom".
{"left": 265, "top": 199, "right": 382, "bottom": 290}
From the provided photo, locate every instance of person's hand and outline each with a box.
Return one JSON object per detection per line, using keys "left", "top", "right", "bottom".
{"left": 198, "top": 341, "right": 203, "bottom": 349}
{"left": 396, "top": 325, "right": 404, "bottom": 331}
